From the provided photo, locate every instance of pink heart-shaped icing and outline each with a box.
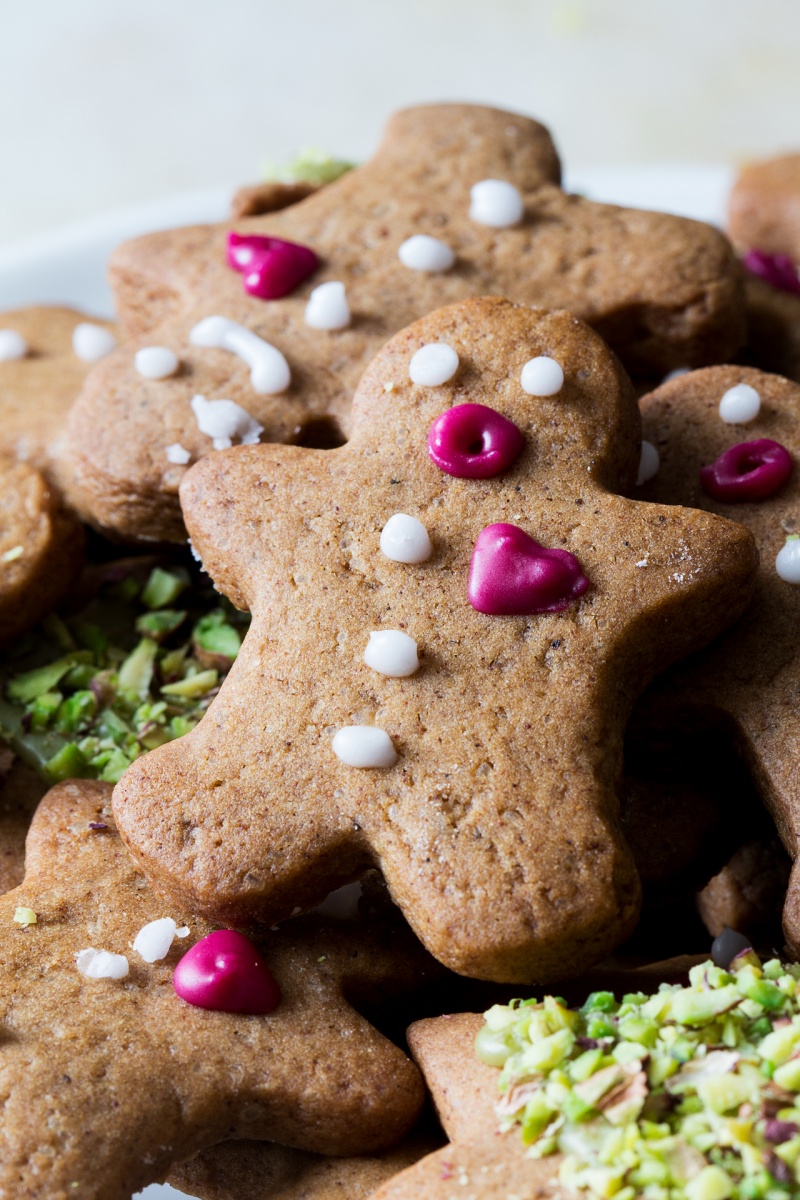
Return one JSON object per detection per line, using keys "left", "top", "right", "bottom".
{"left": 227, "top": 232, "right": 319, "bottom": 300}
{"left": 173, "top": 930, "right": 282, "bottom": 1014}
{"left": 469, "top": 523, "right": 590, "bottom": 615}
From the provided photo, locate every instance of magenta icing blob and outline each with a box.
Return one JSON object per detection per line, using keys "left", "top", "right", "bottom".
{"left": 227, "top": 232, "right": 319, "bottom": 300}
{"left": 428, "top": 403, "right": 525, "bottom": 479}
{"left": 173, "top": 930, "right": 282, "bottom": 1014}
{"left": 742, "top": 249, "right": 800, "bottom": 295}
{"left": 469, "top": 523, "right": 590, "bottom": 615}
{"left": 700, "top": 438, "right": 793, "bottom": 502}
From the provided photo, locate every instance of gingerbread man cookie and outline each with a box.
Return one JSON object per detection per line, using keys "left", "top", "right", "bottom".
{"left": 637, "top": 364, "right": 800, "bottom": 957}
{"left": 0, "top": 458, "right": 84, "bottom": 643}
{"left": 113, "top": 299, "right": 757, "bottom": 983}
{"left": 67, "top": 103, "right": 744, "bottom": 542}
{"left": 0, "top": 780, "right": 428, "bottom": 1199}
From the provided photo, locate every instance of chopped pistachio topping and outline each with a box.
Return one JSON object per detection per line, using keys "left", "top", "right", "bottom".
{"left": 0, "top": 563, "right": 249, "bottom": 784}
{"left": 476, "top": 952, "right": 800, "bottom": 1200}
{"left": 13, "top": 907, "right": 36, "bottom": 926}
{"left": 262, "top": 147, "right": 355, "bottom": 187}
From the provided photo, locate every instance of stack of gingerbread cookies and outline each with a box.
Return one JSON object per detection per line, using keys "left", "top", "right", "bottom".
{"left": 1, "top": 104, "right": 800, "bottom": 1199}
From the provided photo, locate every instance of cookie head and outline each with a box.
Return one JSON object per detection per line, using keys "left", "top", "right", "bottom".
{"left": 113, "top": 299, "right": 757, "bottom": 985}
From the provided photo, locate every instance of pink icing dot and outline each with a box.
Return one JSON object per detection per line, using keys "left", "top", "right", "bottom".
{"left": 227, "top": 232, "right": 319, "bottom": 300}
{"left": 428, "top": 403, "right": 524, "bottom": 479}
{"left": 700, "top": 438, "right": 793, "bottom": 502}
{"left": 469, "top": 523, "right": 590, "bottom": 615}
{"left": 742, "top": 249, "right": 800, "bottom": 295}
{"left": 173, "top": 930, "right": 282, "bottom": 1014}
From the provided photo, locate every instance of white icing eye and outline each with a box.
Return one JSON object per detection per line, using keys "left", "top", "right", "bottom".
{"left": 719, "top": 383, "right": 761, "bottom": 424}
{"left": 380, "top": 513, "right": 432, "bottom": 563}
{"left": 190, "top": 315, "right": 290, "bottom": 394}
{"left": 364, "top": 630, "right": 419, "bottom": 677}
{"left": 469, "top": 179, "right": 524, "bottom": 227}
{"left": 636, "top": 441, "right": 660, "bottom": 485}
{"left": 135, "top": 346, "right": 179, "bottom": 379}
{"left": 73, "top": 323, "right": 118, "bottom": 362}
{"left": 0, "top": 329, "right": 28, "bottom": 361}
{"left": 776, "top": 537, "right": 800, "bottom": 583}
{"left": 75, "top": 948, "right": 129, "bottom": 979}
{"left": 304, "top": 281, "right": 351, "bottom": 330}
{"left": 398, "top": 235, "right": 455, "bottom": 272}
{"left": 191, "top": 393, "right": 263, "bottom": 450}
{"left": 332, "top": 726, "right": 397, "bottom": 768}
{"left": 520, "top": 356, "right": 564, "bottom": 396}
{"left": 409, "top": 343, "right": 459, "bottom": 386}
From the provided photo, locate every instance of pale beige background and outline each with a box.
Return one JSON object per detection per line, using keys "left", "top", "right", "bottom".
{"left": 0, "top": 0, "right": 798, "bottom": 247}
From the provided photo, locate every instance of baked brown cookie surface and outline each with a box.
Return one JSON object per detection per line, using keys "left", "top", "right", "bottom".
{"left": 639, "top": 364, "right": 800, "bottom": 956}
{"left": 67, "top": 103, "right": 744, "bottom": 542}
{"left": 0, "top": 781, "right": 427, "bottom": 1199}
{"left": 0, "top": 305, "right": 117, "bottom": 499}
{"left": 742, "top": 275, "right": 800, "bottom": 383}
{"left": 729, "top": 154, "right": 800, "bottom": 261}
{"left": 0, "top": 458, "right": 84, "bottom": 643}
{"left": 113, "top": 299, "right": 757, "bottom": 984}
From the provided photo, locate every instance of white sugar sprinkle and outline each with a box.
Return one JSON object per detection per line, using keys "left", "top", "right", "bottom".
{"left": 135, "top": 346, "right": 179, "bottom": 379}
{"left": 191, "top": 393, "right": 263, "bottom": 451}
{"left": 166, "top": 443, "right": 191, "bottom": 465}
{"left": 75, "top": 947, "right": 129, "bottom": 979}
{"left": 409, "top": 343, "right": 459, "bottom": 387}
{"left": 72, "top": 323, "right": 118, "bottom": 363}
{"left": 133, "top": 917, "right": 180, "bottom": 963}
{"left": 0, "top": 329, "right": 28, "bottom": 361}
{"left": 398, "top": 234, "right": 455, "bottom": 273}
{"left": 469, "top": 179, "right": 524, "bottom": 227}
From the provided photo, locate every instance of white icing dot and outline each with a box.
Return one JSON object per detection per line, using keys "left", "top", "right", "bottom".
{"left": 636, "top": 441, "right": 660, "bottom": 485}
{"left": 166, "top": 443, "right": 191, "bottom": 465}
{"left": 191, "top": 393, "right": 263, "bottom": 451}
{"left": 398, "top": 234, "right": 455, "bottom": 272}
{"left": 135, "top": 346, "right": 179, "bottom": 379}
{"left": 776, "top": 538, "right": 800, "bottom": 583}
{"left": 190, "top": 315, "right": 290, "bottom": 394}
{"left": 133, "top": 918, "right": 179, "bottom": 963}
{"left": 662, "top": 366, "right": 691, "bottom": 384}
{"left": 75, "top": 948, "right": 129, "bottom": 980}
{"left": 304, "top": 281, "right": 351, "bottom": 330}
{"left": 332, "top": 726, "right": 397, "bottom": 768}
{"left": 520, "top": 356, "right": 564, "bottom": 396}
{"left": 469, "top": 179, "right": 524, "bottom": 228}
{"left": 409, "top": 343, "right": 459, "bottom": 387}
{"left": 364, "top": 630, "right": 419, "bottom": 677}
{"left": 72, "top": 323, "right": 118, "bottom": 363}
{"left": 380, "top": 513, "right": 432, "bottom": 563}
{"left": 0, "top": 329, "right": 28, "bottom": 361}
{"left": 719, "top": 383, "right": 761, "bottom": 424}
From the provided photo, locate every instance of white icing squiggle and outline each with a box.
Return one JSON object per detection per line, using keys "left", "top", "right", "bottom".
{"left": 191, "top": 393, "right": 263, "bottom": 451}
{"left": 189, "top": 315, "right": 290, "bottom": 394}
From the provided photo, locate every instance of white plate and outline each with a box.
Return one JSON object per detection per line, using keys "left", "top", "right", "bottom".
{"left": 0, "top": 163, "right": 734, "bottom": 1200}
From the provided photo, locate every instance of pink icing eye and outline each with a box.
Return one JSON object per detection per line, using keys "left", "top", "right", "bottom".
{"left": 227, "top": 232, "right": 319, "bottom": 300}
{"left": 173, "top": 930, "right": 282, "bottom": 1014}
{"left": 742, "top": 249, "right": 800, "bottom": 295}
{"left": 468, "top": 523, "right": 590, "bottom": 615}
{"left": 700, "top": 439, "right": 792, "bottom": 502}
{"left": 427, "top": 403, "right": 524, "bottom": 479}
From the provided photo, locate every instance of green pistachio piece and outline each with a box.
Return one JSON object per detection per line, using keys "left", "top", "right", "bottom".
{"left": 141, "top": 567, "right": 189, "bottom": 610}
{"left": 135, "top": 609, "right": 187, "bottom": 641}
{"left": 44, "top": 742, "right": 89, "bottom": 783}
{"left": 161, "top": 669, "right": 218, "bottom": 699}
{"left": 117, "top": 639, "right": 158, "bottom": 702}
{"left": 7, "top": 652, "right": 92, "bottom": 704}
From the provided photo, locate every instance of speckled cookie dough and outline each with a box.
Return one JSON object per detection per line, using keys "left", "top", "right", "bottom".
{"left": 67, "top": 103, "right": 744, "bottom": 542}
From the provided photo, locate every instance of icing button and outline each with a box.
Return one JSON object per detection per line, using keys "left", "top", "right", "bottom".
{"left": 520, "top": 356, "right": 564, "bottom": 397}
{"left": 428, "top": 403, "right": 524, "bottom": 479}
{"left": 700, "top": 439, "right": 792, "bottom": 502}
{"left": 469, "top": 179, "right": 524, "bottom": 227}
{"left": 227, "top": 232, "right": 318, "bottom": 300}
{"left": 469, "top": 523, "right": 590, "bottom": 615}
{"left": 397, "top": 235, "right": 455, "bottom": 272}
{"left": 0, "top": 329, "right": 28, "bottom": 361}
{"left": 719, "top": 383, "right": 761, "bottom": 424}
{"left": 173, "top": 930, "right": 281, "bottom": 1014}
{"left": 332, "top": 727, "right": 398, "bottom": 768}
{"left": 409, "top": 344, "right": 459, "bottom": 387}
{"left": 364, "top": 630, "right": 419, "bottom": 677}
{"left": 380, "top": 513, "right": 432, "bottom": 563}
